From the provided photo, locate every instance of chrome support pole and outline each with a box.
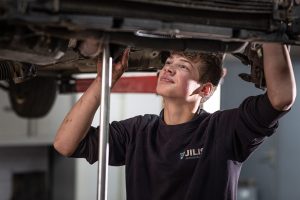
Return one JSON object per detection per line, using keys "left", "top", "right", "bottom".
{"left": 97, "top": 38, "right": 112, "bottom": 200}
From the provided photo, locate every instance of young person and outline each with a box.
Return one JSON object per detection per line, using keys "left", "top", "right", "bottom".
{"left": 54, "top": 43, "right": 296, "bottom": 200}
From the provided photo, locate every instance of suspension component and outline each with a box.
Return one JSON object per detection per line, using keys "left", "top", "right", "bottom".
{"left": 113, "top": 47, "right": 170, "bottom": 72}
{"left": 0, "top": 61, "right": 13, "bottom": 80}
{"left": 232, "top": 43, "right": 266, "bottom": 90}
{"left": 0, "top": 61, "right": 37, "bottom": 83}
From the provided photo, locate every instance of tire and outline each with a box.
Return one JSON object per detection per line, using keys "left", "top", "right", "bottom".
{"left": 9, "top": 77, "right": 57, "bottom": 118}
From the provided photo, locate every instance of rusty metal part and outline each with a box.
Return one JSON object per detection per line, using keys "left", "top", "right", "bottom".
{"left": 78, "top": 38, "right": 103, "bottom": 58}
{"left": 233, "top": 43, "right": 266, "bottom": 90}
{"left": 0, "top": 61, "right": 37, "bottom": 83}
{"left": 127, "top": 48, "right": 170, "bottom": 71}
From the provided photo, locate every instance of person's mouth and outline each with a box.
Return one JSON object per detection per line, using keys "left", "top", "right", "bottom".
{"left": 160, "top": 76, "right": 175, "bottom": 83}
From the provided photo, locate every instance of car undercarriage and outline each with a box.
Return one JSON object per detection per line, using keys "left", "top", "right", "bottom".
{"left": 0, "top": 0, "right": 299, "bottom": 117}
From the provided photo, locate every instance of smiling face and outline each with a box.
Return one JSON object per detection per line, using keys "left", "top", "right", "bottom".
{"left": 156, "top": 53, "right": 202, "bottom": 102}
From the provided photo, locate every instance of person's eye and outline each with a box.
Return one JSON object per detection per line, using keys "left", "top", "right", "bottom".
{"left": 165, "top": 60, "right": 171, "bottom": 65}
{"left": 178, "top": 64, "right": 189, "bottom": 70}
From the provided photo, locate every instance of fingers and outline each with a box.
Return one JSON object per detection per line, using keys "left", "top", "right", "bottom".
{"left": 96, "top": 47, "right": 130, "bottom": 84}
{"left": 113, "top": 49, "right": 129, "bottom": 73}
{"left": 111, "top": 48, "right": 130, "bottom": 86}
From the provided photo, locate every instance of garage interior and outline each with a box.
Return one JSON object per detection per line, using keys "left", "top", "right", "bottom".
{"left": 0, "top": 48, "right": 299, "bottom": 200}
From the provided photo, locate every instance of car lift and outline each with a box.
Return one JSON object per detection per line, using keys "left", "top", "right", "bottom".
{"left": 97, "top": 39, "right": 110, "bottom": 200}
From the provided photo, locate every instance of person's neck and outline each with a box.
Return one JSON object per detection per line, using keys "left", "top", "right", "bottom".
{"left": 163, "top": 99, "right": 201, "bottom": 125}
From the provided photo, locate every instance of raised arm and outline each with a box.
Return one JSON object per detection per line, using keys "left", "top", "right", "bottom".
{"left": 53, "top": 49, "right": 129, "bottom": 156}
{"left": 263, "top": 43, "right": 297, "bottom": 111}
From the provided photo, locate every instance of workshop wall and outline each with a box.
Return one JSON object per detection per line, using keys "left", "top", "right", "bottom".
{"left": 0, "top": 146, "right": 49, "bottom": 200}
{"left": 0, "top": 88, "right": 75, "bottom": 200}
{"left": 0, "top": 86, "right": 74, "bottom": 144}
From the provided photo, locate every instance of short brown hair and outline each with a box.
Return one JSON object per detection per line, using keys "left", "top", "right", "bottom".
{"left": 172, "top": 51, "right": 224, "bottom": 86}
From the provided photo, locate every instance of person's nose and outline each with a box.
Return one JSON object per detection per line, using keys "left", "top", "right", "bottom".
{"left": 163, "top": 64, "right": 175, "bottom": 75}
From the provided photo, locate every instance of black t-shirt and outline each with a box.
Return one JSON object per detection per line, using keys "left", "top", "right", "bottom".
{"left": 71, "top": 94, "right": 287, "bottom": 200}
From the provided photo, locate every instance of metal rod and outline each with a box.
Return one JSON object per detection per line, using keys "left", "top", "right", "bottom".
{"left": 97, "top": 38, "right": 112, "bottom": 200}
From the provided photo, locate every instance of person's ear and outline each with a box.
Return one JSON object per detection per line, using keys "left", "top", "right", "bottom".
{"left": 199, "top": 82, "right": 214, "bottom": 98}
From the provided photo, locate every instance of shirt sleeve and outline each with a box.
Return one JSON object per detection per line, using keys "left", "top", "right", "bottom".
{"left": 70, "top": 116, "right": 142, "bottom": 165}
{"left": 223, "top": 93, "right": 289, "bottom": 162}
{"left": 70, "top": 126, "right": 99, "bottom": 164}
